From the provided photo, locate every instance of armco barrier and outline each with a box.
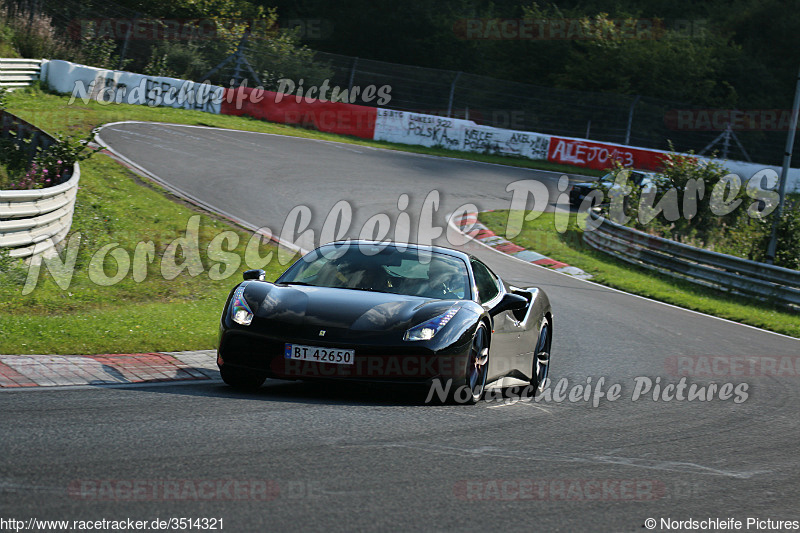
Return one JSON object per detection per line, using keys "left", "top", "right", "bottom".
{"left": 583, "top": 212, "right": 800, "bottom": 310}
{"left": 0, "top": 111, "right": 80, "bottom": 260}
{"left": 0, "top": 58, "right": 42, "bottom": 89}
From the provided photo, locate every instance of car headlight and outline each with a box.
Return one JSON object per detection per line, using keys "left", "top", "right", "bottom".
{"left": 231, "top": 284, "right": 254, "bottom": 326}
{"left": 404, "top": 308, "right": 459, "bottom": 341}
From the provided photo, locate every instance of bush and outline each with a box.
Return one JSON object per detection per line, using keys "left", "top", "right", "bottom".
{"left": 0, "top": 160, "right": 11, "bottom": 189}
{"left": 0, "top": 6, "right": 76, "bottom": 60}
{"left": 601, "top": 153, "right": 745, "bottom": 244}
{"left": 756, "top": 200, "right": 800, "bottom": 270}
{"left": 0, "top": 130, "right": 100, "bottom": 190}
{"left": 598, "top": 154, "right": 799, "bottom": 271}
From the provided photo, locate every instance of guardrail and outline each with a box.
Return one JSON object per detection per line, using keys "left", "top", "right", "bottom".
{"left": 583, "top": 212, "right": 800, "bottom": 310}
{"left": 0, "top": 110, "right": 80, "bottom": 261}
{"left": 0, "top": 58, "right": 42, "bottom": 89}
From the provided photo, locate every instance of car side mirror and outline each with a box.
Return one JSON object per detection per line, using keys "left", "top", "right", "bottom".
{"left": 489, "top": 292, "right": 528, "bottom": 317}
{"left": 243, "top": 269, "right": 266, "bottom": 281}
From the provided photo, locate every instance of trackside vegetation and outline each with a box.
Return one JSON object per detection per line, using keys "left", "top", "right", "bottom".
{"left": 597, "top": 157, "right": 800, "bottom": 270}
{"left": 478, "top": 209, "right": 799, "bottom": 338}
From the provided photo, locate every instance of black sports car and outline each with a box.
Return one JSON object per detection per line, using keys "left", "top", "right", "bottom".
{"left": 569, "top": 169, "right": 660, "bottom": 207}
{"left": 217, "top": 241, "right": 552, "bottom": 403}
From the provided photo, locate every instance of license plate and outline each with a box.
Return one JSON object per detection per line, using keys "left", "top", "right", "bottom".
{"left": 284, "top": 343, "right": 355, "bottom": 365}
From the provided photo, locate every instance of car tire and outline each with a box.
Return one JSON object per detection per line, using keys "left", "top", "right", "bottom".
{"left": 220, "top": 365, "right": 266, "bottom": 390}
{"left": 460, "top": 323, "right": 490, "bottom": 405}
{"left": 531, "top": 317, "right": 551, "bottom": 393}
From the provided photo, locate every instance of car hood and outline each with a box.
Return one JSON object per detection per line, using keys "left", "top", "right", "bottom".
{"left": 238, "top": 281, "right": 465, "bottom": 334}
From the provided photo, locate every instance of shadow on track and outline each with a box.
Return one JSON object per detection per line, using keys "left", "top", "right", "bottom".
{"left": 113, "top": 378, "right": 443, "bottom": 407}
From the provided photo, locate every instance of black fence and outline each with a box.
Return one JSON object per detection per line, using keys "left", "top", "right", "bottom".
{"left": 313, "top": 50, "right": 789, "bottom": 166}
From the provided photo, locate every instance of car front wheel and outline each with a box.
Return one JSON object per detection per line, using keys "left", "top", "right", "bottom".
{"left": 463, "top": 323, "right": 490, "bottom": 404}
{"left": 532, "top": 318, "right": 551, "bottom": 393}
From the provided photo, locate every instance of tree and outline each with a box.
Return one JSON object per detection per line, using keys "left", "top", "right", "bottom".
{"left": 552, "top": 12, "right": 740, "bottom": 107}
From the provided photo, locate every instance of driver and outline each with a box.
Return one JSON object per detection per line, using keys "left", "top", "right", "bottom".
{"left": 420, "top": 259, "right": 462, "bottom": 299}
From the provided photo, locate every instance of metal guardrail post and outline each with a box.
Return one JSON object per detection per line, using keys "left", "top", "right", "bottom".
{"left": 348, "top": 57, "right": 359, "bottom": 92}
{"left": 624, "top": 95, "right": 640, "bottom": 145}
{"left": 446, "top": 71, "right": 461, "bottom": 118}
{"left": 766, "top": 65, "right": 800, "bottom": 264}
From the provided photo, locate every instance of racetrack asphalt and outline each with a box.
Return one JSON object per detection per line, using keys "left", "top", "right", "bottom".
{"left": 1, "top": 122, "right": 798, "bottom": 532}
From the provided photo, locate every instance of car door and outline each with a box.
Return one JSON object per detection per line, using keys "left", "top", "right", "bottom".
{"left": 470, "top": 258, "right": 528, "bottom": 385}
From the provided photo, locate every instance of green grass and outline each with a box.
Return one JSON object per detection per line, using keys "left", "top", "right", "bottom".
{"left": 0, "top": 86, "right": 602, "bottom": 355}
{"left": 0, "top": 162, "right": 11, "bottom": 189}
{"left": 0, "top": 154, "right": 290, "bottom": 354}
{"left": 479, "top": 210, "right": 800, "bottom": 338}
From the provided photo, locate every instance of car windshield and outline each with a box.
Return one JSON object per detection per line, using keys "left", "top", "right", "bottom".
{"left": 599, "top": 170, "right": 657, "bottom": 187}
{"left": 277, "top": 243, "right": 471, "bottom": 300}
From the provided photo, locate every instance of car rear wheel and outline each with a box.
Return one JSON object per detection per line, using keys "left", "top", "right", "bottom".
{"left": 532, "top": 318, "right": 551, "bottom": 393}
{"left": 463, "top": 323, "right": 490, "bottom": 404}
{"left": 220, "top": 365, "right": 266, "bottom": 390}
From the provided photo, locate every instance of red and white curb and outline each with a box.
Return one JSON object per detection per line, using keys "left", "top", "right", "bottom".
{"left": 455, "top": 212, "right": 593, "bottom": 280}
{"left": 0, "top": 350, "right": 218, "bottom": 388}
